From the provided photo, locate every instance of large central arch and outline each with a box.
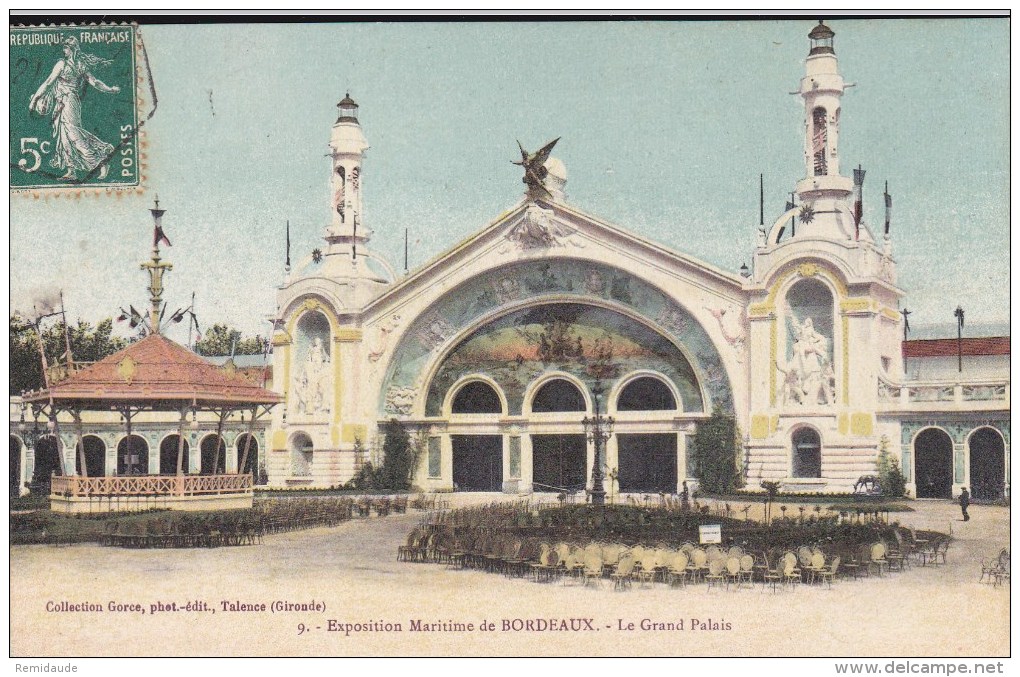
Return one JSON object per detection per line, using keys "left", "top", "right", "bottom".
{"left": 377, "top": 259, "right": 735, "bottom": 493}
{"left": 379, "top": 258, "right": 734, "bottom": 419}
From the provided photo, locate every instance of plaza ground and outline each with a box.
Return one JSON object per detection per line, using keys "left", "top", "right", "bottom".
{"left": 9, "top": 496, "right": 1009, "bottom": 657}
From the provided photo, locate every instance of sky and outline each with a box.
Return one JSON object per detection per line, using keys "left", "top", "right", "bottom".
{"left": 9, "top": 18, "right": 1010, "bottom": 343}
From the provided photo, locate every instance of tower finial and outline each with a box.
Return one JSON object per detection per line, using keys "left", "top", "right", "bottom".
{"left": 141, "top": 203, "right": 173, "bottom": 334}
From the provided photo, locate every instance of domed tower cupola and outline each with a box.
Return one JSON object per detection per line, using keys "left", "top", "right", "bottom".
{"left": 336, "top": 92, "right": 359, "bottom": 123}
{"left": 808, "top": 20, "right": 835, "bottom": 55}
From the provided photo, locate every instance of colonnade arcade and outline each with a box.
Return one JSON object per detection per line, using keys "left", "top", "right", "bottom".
{"left": 9, "top": 418, "right": 266, "bottom": 498}
{"left": 902, "top": 421, "right": 1010, "bottom": 502}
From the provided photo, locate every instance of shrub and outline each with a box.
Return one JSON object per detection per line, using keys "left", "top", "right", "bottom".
{"left": 876, "top": 435, "right": 906, "bottom": 498}
{"left": 691, "top": 410, "right": 742, "bottom": 493}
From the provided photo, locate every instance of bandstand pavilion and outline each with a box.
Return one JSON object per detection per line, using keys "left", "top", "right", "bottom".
{"left": 17, "top": 207, "right": 281, "bottom": 512}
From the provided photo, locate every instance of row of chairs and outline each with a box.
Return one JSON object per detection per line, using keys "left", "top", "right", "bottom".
{"left": 352, "top": 496, "right": 408, "bottom": 517}
{"left": 101, "top": 495, "right": 392, "bottom": 548}
{"left": 102, "top": 513, "right": 264, "bottom": 548}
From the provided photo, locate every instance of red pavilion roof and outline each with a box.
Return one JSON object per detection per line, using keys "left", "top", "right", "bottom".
{"left": 903, "top": 337, "right": 1010, "bottom": 358}
{"left": 23, "top": 333, "right": 282, "bottom": 409}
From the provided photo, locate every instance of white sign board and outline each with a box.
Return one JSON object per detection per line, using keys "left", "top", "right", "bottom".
{"left": 699, "top": 524, "right": 722, "bottom": 544}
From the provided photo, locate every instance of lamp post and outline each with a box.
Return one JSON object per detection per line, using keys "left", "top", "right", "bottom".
{"left": 582, "top": 381, "right": 614, "bottom": 506}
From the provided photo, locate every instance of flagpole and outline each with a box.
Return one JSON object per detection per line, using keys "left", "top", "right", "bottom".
{"left": 901, "top": 307, "right": 911, "bottom": 375}
{"left": 59, "top": 290, "right": 74, "bottom": 371}
{"left": 404, "top": 228, "right": 409, "bottom": 275}
{"left": 954, "top": 306, "right": 964, "bottom": 372}
{"left": 759, "top": 173, "right": 764, "bottom": 227}
{"left": 884, "top": 181, "right": 891, "bottom": 236}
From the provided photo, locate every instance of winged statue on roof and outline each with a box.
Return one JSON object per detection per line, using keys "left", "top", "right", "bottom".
{"left": 513, "top": 137, "right": 559, "bottom": 196}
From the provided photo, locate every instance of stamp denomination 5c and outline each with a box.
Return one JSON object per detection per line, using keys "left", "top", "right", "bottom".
{"left": 10, "top": 25, "right": 139, "bottom": 190}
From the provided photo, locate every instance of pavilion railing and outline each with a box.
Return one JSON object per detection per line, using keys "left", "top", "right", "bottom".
{"left": 50, "top": 473, "right": 253, "bottom": 497}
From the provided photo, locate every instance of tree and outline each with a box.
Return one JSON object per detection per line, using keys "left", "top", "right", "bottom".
{"left": 10, "top": 314, "right": 127, "bottom": 395}
{"left": 876, "top": 435, "right": 906, "bottom": 498}
{"left": 194, "top": 323, "right": 267, "bottom": 356}
{"left": 690, "top": 410, "right": 742, "bottom": 494}
{"left": 380, "top": 419, "right": 415, "bottom": 490}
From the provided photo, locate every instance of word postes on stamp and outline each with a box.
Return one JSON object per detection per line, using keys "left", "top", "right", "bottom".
{"left": 10, "top": 25, "right": 139, "bottom": 190}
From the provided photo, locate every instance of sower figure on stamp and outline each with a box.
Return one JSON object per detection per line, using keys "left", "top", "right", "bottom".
{"left": 959, "top": 486, "right": 970, "bottom": 522}
{"left": 29, "top": 36, "right": 120, "bottom": 181}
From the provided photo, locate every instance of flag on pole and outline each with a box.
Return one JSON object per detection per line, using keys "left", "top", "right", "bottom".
{"left": 787, "top": 192, "right": 796, "bottom": 238}
{"left": 884, "top": 181, "right": 892, "bottom": 235}
{"left": 852, "top": 165, "right": 866, "bottom": 240}
{"left": 150, "top": 198, "right": 171, "bottom": 248}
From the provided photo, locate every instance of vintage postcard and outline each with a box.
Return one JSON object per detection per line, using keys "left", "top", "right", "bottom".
{"left": 8, "top": 15, "right": 1010, "bottom": 666}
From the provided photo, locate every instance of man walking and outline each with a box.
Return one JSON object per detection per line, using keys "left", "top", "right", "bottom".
{"left": 959, "top": 486, "right": 970, "bottom": 522}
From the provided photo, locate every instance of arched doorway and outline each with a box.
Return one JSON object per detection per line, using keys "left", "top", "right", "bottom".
{"left": 914, "top": 428, "right": 953, "bottom": 499}
{"left": 792, "top": 428, "right": 822, "bottom": 478}
{"left": 235, "top": 434, "right": 259, "bottom": 477}
{"left": 531, "top": 379, "right": 587, "bottom": 493}
{"left": 159, "top": 435, "right": 190, "bottom": 475}
{"left": 75, "top": 435, "right": 106, "bottom": 477}
{"left": 200, "top": 435, "right": 226, "bottom": 474}
{"left": 616, "top": 377, "right": 678, "bottom": 493}
{"left": 450, "top": 381, "right": 503, "bottom": 492}
{"left": 969, "top": 427, "right": 1005, "bottom": 501}
{"left": 10, "top": 436, "right": 23, "bottom": 498}
{"left": 290, "top": 432, "right": 314, "bottom": 477}
{"left": 31, "top": 435, "right": 62, "bottom": 493}
{"left": 117, "top": 435, "right": 149, "bottom": 475}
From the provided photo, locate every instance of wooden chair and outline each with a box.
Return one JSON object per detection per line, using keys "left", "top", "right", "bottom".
{"left": 582, "top": 549, "right": 604, "bottom": 588}
{"left": 818, "top": 556, "right": 841, "bottom": 588}
{"left": 869, "top": 542, "right": 889, "bottom": 576}
{"left": 738, "top": 554, "right": 755, "bottom": 587}
{"left": 782, "top": 558, "right": 800, "bottom": 590}
{"left": 667, "top": 551, "right": 689, "bottom": 588}
{"left": 687, "top": 548, "right": 709, "bottom": 584}
{"left": 761, "top": 553, "right": 783, "bottom": 593}
{"left": 705, "top": 558, "right": 726, "bottom": 591}
{"left": 611, "top": 553, "right": 636, "bottom": 591}
{"left": 723, "top": 557, "right": 742, "bottom": 590}
{"left": 803, "top": 551, "right": 826, "bottom": 584}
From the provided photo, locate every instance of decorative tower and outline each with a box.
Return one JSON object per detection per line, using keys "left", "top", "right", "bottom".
{"left": 327, "top": 94, "right": 371, "bottom": 253}
{"left": 794, "top": 21, "right": 855, "bottom": 241}
{"left": 743, "top": 21, "right": 906, "bottom": 494}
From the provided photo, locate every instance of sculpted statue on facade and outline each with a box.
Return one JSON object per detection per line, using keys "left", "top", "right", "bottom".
{"left": 294, "top": 337, "right": 331, "bottom": 415}
{"left": 779, "top": 316, "right": 834, "bottom": 406}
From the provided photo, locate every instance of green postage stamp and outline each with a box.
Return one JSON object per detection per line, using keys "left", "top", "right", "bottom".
{"left": 10, "top": 25, "right": 139, "bottom": 190}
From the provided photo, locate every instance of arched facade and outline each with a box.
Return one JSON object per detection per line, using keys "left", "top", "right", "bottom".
{"left": 264, "top": 27, "right": 1008, "bottom": 496}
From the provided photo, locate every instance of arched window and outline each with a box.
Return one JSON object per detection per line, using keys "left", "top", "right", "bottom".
{"left": 236, "top": 434, "right": 260, "bottom": 477}
{"left": 117, "top": 434, "right": 149, "bottom": 475}
{"left": 200, "top": 435, "right": 226, "bottom": 475}
{"left": 531, "top": 379, "right": 586, "bottom": 413}
{"left": 451, "top": 381, "right": 502, "bottom": 414}
{"left": 812, "top": 107, "right": 828, "bottom": 175}
{"left": 159, "top": 435, "right": 189, "bottom": 475}
{"left": 617, "top": 377, "right": 677, "bottom": 411}
{"left": 792, "top": 428, "right": 822, "bottom": 478}
{"left": 76, "top": 435, "right": 106, "bottom": 477}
